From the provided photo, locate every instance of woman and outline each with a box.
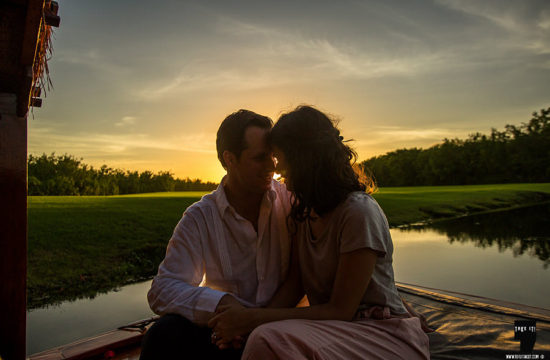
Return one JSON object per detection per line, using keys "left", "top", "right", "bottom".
{"left": 209, "top": 105, "right": 430, "bottom": 359}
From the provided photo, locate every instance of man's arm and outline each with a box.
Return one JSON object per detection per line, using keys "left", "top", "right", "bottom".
{"left": 147, "top": 212, "right": 233, "bottom": 326}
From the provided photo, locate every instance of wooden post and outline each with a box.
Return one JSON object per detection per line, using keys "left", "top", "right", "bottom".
{"left": 0, "top": 1, "right": 58, "bottom": 356}
{"left": 0, "top": 93, "right": 27, "bottom": 360}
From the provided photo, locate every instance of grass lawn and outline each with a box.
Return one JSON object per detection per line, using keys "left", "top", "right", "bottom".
{"left": 27, "top": 193, "right": 205, "bottom": 309}
{"left": 27, "top": 184, "right": 550, "bottom": 308}
{"left": 373, "top": 183, "right": 550, "bottom": 226}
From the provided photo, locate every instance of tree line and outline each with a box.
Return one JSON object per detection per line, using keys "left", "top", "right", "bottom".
{"left": 361, "top": 107, "right": 550, "bottom": 187}
{"left": 28, "top": 154, "right": 218, "bottom": 195}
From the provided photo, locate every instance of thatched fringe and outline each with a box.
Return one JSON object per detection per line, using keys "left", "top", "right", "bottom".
{"left": 31, "top": 0, "right": 55, "bottom": 112}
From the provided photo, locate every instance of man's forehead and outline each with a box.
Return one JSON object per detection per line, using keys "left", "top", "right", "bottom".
{"left": 243, "top": 126, "right": 270, "bottom": 148}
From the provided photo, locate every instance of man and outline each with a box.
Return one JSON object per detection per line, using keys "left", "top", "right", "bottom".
{"left": 140, "top": 110, "right": 291, "bottom": 359}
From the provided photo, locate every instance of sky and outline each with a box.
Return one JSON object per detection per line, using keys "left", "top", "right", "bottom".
{"left": 30, "top": 0, "right": 550, "bottom": 182}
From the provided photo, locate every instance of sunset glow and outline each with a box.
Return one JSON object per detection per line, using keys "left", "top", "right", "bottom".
{"left": 30, "top": 0, "right": 550, "bottom": 182}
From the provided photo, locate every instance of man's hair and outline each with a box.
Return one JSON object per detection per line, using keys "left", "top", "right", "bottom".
{"left": 216, "top": 109, "right": 273, "bottom": 168}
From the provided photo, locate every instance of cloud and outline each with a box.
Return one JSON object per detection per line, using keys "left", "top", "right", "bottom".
{"left": 358, "top": 128, "right": 454, "bottom": 148}
{"left": 436, "top": 0, "right": 521, "bottom": 29}
{"left": 274, "top": 38, "right": 451, "bottom": 79}
{"left": 372, "top": 126, "right": 455, "bottom": 141}
{"left": 56, "top": 49, "right": 101, "bottom": 66}
{"left": 115, "top": 116, "right": 137, "bottom": 127}
{"left": 29, "top": 126, "right": 216, "bottom": 156}
{"left": 135, "top": 19, "right": 455, "bottom": 101}
{"left": 213, "top": 14, "right": 278, "bottom": 37}
{"left": 435, "top": 0, "right": 550, "bottom": 54}
{"left": 56, "top": 49, "right": 131, "bottom": 75}
{"left": 136, "top": 69, "right": 288, "bottom": 99}
{"left": 539, "top": 9, "right": 550, "bottom": 30}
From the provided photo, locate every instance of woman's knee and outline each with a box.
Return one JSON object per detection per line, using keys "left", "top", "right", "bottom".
{"left": 250, "top": 322, "right": 278, "bottom": 341}
{"left": 243, "top": 321, "right": 302, "bottom": 360}
{"left": 242, "top": 323, "right": 279, "bottom": 358}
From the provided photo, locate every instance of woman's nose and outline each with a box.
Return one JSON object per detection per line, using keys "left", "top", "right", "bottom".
{"left": 266, "top": 156, "right": 276, "bottom": 172}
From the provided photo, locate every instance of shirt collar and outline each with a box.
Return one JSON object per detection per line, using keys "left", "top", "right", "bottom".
{"left": 215, "top": 176, "right": 278, "bottom": 217}
{"left": 214, "top": 176, "right": 231, "bottom": 216}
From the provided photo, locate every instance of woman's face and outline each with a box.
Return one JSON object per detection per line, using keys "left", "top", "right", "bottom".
{"left": 272, "top": 146, "right": 292, "bottom": 189}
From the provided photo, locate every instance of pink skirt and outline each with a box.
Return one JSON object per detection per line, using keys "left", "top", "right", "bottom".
{"left": 242, "top": 308, "right": 430, "bottom": 360}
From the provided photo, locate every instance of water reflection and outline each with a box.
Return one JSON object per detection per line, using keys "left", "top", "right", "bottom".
{"left": 391, "top": 203, "right": 550, "bottom": 310}
{"left": 403, "top": 203, "right": 550, "bottom": 268}
{"left": 27, "top": 281, "right": 154, "bottom": 355}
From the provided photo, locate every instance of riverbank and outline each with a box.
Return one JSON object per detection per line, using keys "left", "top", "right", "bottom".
{"left": 374, "top": 183, "right": 550, "bottom": 226}
{"left": 28, "top": 183, "right": 550, "bottom": 309}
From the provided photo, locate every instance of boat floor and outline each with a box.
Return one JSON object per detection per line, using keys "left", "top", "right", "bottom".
{"left": 399, "top": 283, "right": 550, "bottom": 359}
{"left": 29, "top": 283, "right": 550, "bottom": 359}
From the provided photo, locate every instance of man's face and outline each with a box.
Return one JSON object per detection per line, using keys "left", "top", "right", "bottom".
{"left": 228, "top": 126, "right": 275, "bottom": 194}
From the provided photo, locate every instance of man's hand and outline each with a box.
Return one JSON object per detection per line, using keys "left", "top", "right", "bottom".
{"left": 209, "top": 306, "right": 257, "bottom": 349}
{"left": 210, "top": 295, "right": 248, "bottom": 349}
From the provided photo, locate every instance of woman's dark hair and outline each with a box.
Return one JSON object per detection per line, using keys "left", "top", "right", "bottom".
{"left": 216, "top": 109, "right": 273, "bottom": 168}
{"left": 270, "top": 105, "right": 375, "bottom": 223}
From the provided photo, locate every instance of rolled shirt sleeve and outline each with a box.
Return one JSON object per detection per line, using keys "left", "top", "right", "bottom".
{"left": 147, "top": 211, "right": 227, "bottom": 326}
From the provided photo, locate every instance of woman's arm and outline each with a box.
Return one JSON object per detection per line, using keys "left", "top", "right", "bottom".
{"left": 266, "top": 237, "right": 304, "bottom": 308}
{"left": 208, "top": 247, "right": 377, "bottom": 344}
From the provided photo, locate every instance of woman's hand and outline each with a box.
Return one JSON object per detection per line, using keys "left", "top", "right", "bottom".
{"left": 402, "top": 298, "right": 434, "bottom": 333}
{"left": 208, "top": 306, "right": 258, "bottom": 348}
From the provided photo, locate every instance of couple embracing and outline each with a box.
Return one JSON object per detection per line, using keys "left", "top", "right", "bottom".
{"left": 140, "top": 106, "right": 430, "bottom": 359}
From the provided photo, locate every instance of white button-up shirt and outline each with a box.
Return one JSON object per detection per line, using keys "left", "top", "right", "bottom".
{"left": 148, "top": 178, "right": 291, "bottom": 326}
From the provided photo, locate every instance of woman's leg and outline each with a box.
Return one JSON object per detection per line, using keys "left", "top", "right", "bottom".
{"left": 242, "top": 318, "right": 429, "bottom": 360}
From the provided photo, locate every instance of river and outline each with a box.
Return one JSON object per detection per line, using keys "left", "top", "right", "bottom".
{"left": 27, "top": 203, "right": 550, "bottom": 355}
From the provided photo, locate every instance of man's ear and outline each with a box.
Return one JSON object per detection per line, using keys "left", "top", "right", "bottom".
{"left": 223, "top": 150, "right": 237, "bottom": 168}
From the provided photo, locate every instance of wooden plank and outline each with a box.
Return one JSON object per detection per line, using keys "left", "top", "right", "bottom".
{"left": 27, "top": 317, "right": 158, "bottom": 359}
{"left": 19, "top": 0, "right": 43, "bottom": 66}
{"left": 4, "top": 0, "right": 29, "bottom": 5}
{"left": 28, "top": 324, "right": 153, "bottom": 360}
{"left": 0, "top": 2, "right": 27, "bottom": 94}
{"left": 0, "top": 93, "right": 27, "bottom": 360}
